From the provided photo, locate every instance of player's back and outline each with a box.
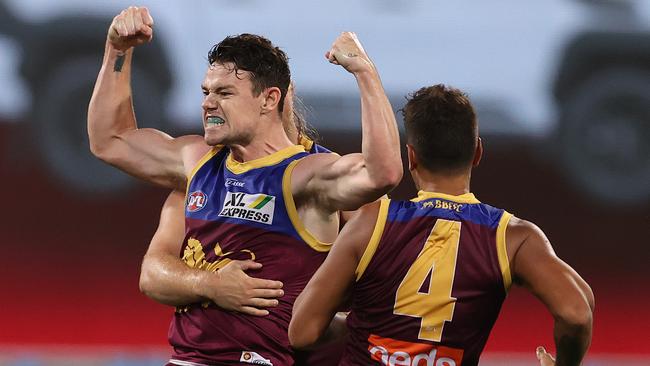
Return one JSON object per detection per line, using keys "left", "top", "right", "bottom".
{"left": 343, "top": 191, "right": 512, "bottom": 366}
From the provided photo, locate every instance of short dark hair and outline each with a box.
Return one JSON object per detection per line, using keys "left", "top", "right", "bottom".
{"left": 208, "top": 33, "right": 291, "bottom": 112}
{"left": 402, "top": 84, "right": 478, "bottom": 173}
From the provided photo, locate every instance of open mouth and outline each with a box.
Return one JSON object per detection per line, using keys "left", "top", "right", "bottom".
{"left": 206, "top": 116, "right": 225, "bottom": 127}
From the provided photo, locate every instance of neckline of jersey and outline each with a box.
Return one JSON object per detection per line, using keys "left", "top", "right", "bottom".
{"left": 411, "top": 191, "right": 481, "bottom": 204}
{"left": 226, "top": 144, "right": 306, "bottom": 174}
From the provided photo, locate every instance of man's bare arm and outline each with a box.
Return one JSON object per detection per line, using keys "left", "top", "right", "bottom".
{"left": 295, "top": 33, "right": 402, "bottom": 212}
{"left": 88, "top": 6, "right": 204, "bottom": 190}
{"left": 508, "top": 217, "right": 594, "bottom": 366}
{"left": 289, "top": 202, "right": 381, "bottom": 348}
{"left": 140, "top": 191, "right": 284, "bottom": 316}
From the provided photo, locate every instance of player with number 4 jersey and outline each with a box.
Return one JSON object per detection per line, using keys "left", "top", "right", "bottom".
{"left": 338, "top": 193, "right": 511, "bottom": 365}
{"left": 290, "top": 85, "right": 594, "bottom": 366}
{"left": 291, "top": 193, "right": 510, "bottom": 365}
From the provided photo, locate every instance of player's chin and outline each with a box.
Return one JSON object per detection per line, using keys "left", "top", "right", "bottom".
{"left": 203, "top": 131, "right": 224, "bottom": 146}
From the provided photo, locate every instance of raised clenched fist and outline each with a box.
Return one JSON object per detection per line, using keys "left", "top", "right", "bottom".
{"left": 107, "top": 6, "right": 154, "bottom": 52}
{"left": 325, "top": 32, "right": 375, "bottom": 75}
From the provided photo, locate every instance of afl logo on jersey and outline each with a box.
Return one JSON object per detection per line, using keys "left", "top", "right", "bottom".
{"left": 187, "top": 191, "right": 208, "bottom": 212}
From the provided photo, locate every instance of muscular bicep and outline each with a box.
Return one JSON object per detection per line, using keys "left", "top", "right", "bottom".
{"left": 97, "top": 128, "right": 205, "bottom": 190}
{"left": 298, "top": 153, "right": 390, "bottom": 212}
{"left": 508, "top": 219, "right": 594, "bottom": 318}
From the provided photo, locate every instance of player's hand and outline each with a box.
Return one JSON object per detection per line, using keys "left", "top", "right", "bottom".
{"left": 209, "top": 260, "right": 284, "bottom": 316}
{"left": 108, "top": 6, "right": 154, "bottom": 52}
{"left": 536, "top": 346, "right": 556, "bottom": 366}
{"left": 325, "top": 32, "right": 375, "bottom": 75}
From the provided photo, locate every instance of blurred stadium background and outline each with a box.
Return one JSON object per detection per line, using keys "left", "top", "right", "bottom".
{"left": 0, "top": 0, "right": 648, "bottom": 365}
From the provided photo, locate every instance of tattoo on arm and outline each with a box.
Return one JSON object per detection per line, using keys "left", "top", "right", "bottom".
{"left": 114, "top": 53, "right": 126, "bottom": 72}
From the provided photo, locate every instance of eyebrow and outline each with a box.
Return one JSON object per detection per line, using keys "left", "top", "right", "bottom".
{"left": 201, "top": 84, "right": 236, "bottom": 93}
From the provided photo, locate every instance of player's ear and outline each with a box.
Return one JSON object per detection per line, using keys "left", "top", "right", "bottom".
{"left": 472, "top": 137, "right": 483, "bottom": 167}
{"left": 406, "top": 144, "right": 418, "bottom": 171}
{"left": 261, "top": 87, "right": 282, "bottom": 115}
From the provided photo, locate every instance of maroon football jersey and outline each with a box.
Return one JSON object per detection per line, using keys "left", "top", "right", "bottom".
{"left": 341, "top": 192, "right": 512, "bottom": 366}
{"left": 168, "top": 145, "right": 332, "bottom": 366}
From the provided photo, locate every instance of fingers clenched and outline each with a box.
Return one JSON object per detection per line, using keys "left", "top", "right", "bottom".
{"left": 115, "top": 17, "right": 128, "bottom": 38}
{"left": 126, "top": 7, "right": 138, "bottom": 36}
{"left": 326, "top": 31, "right": 373, "bottom": 74}
{"left": 132, "top": 9, "right": 145, "bottom": 36}
{"left": 107, "top": 6, "right": 154, "bottom": 51}
{"left": 139, "top": 7, "right": 154, "bottom": 27}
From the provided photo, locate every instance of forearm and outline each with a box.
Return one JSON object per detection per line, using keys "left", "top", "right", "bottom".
{"left": 289, "top": 286, "right": 333, "bottom": 348}
{"left": 88, "top": 41, "right": 137, "bottom": 159}
{"left": 355, "top": 70, "right": 403, "bottom": 188}
{"left": 87, "top": 41, "right": 192, "bottom": 189}
{"left": 139, "top": 251, "right": 210, "bottom": 306}
{"left": 317, "top": 312, "right": 348, "bottom": 345}
{"left": 554, "top": 315, "right": 592, "bottom": 366}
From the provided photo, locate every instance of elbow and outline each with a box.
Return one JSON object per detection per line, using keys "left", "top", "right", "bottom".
{"left": 373, "top": 167, "right": 403, "bottom": 193}
{"left": 87, "top": 116, "right": 105, "bottom": 160}
{"left": 89, "top": 139, "right": 108, "bottom": 162}
{"left": 562, "top": 282, "right": 595, "bottom": 329}
{"left": 88, "top": 132, "right": 115, "bottom": 164}
{"left": 288, "top": 318, "right": 319, "bottom": 350}
{"left": 87, "top": 121, "right": 123, "bottom": 164}
{"left": 585, "top": 284, "right": 595, "bottom": 314}
{"left": 385, "top": 165, "right": 403, "bottom": 188}
{"left": 138, "top": 273, "right": 149, "bottom": 296}
{"left": 138, "top": 272, "right": 150, "bottom": 297}
{"left": 138, "top": 259, "right": 154, "bottom": 297}
{"left": 89, "top": 137, "right": 126, "bottom": 167}
{"left": 554, "top": 299, "right": 593, "bottom": 333}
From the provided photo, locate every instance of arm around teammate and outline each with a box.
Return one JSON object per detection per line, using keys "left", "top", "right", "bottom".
{"left": 139, "top": 191, "right": 285, "bottom": 316}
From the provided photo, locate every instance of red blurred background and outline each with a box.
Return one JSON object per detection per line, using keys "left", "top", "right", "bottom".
{"left": 2, "top": 128, "right": 648, "bottom": 363}
{"left": 2, "top": 1, "right": 649, "bottom": 363}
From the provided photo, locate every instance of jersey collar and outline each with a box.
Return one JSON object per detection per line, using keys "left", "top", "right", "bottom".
{"left": 226, "top": 145, "right": 306, "bottom": 174}
{"left": 411, "top": 191, "right": 480, "bottom": 204}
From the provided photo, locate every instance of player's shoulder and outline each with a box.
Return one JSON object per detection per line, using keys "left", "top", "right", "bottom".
{"left": 353, "top": 200, "right": 385, "bottom": 223}
{"left": 179, "top": 134, "right": 211, "bottom": 159}
{"left": 337, "top": 200, "right": 386, "bottom": 257}
{"left": 287, "top": 153, "right": 340, "bottom": 194}
{"left": 295, "top": 151, "right": 341, "bottom": 171}
{"left": 507, "top": 216, "right": 543, "bottom": 237}
{"left": 181, "top": 136, "right": 223, "bottom": 175}
{"left": 176, "top": 133, "right": 205, "bottom": 147}
{"left": 505, "top": 216, "right": 548, "bottom": 259}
